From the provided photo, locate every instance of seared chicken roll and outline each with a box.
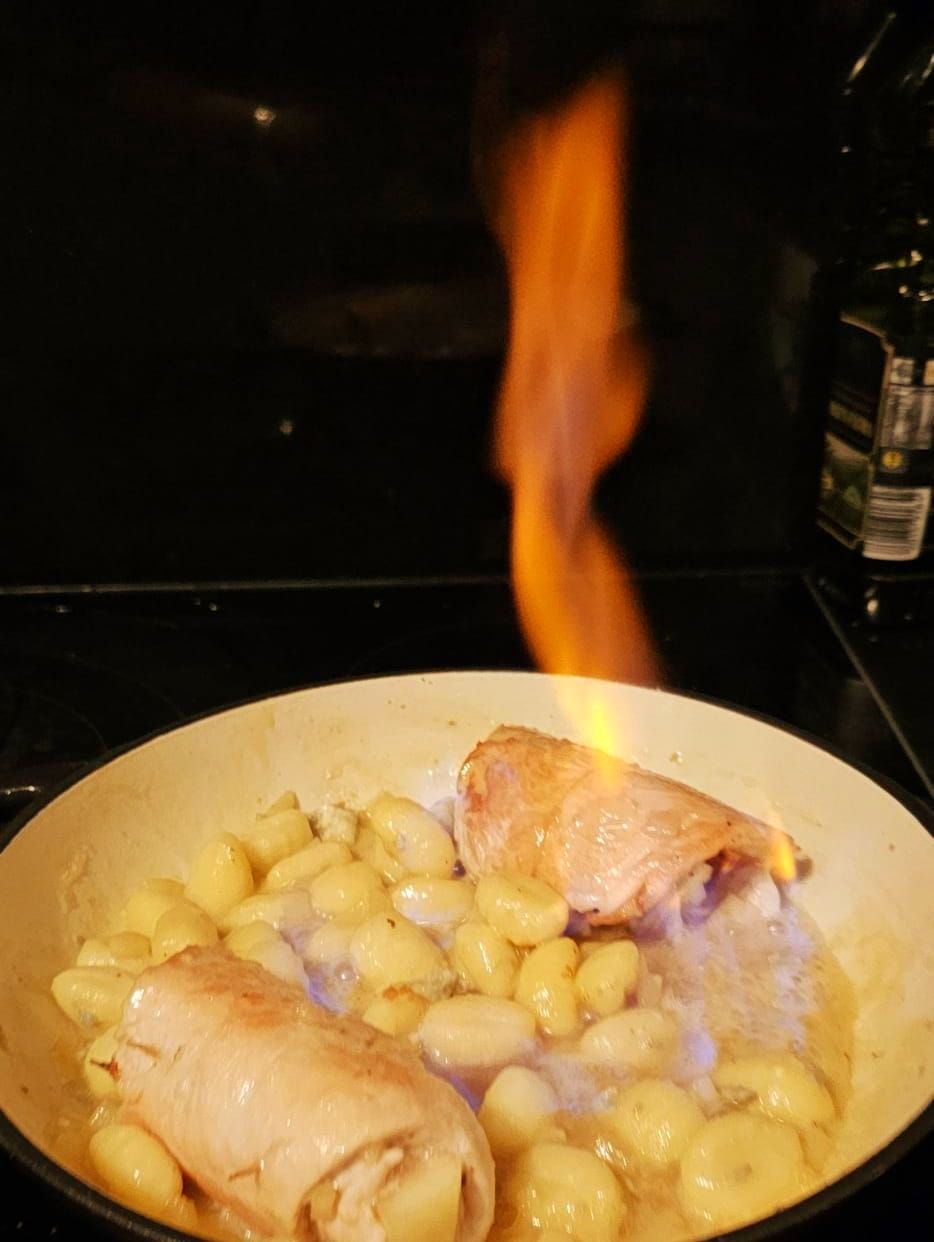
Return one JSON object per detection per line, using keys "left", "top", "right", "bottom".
{"left": 113, "top": 946, "right": 494, "bottom": 1242}
{"left": 455, "top": 725, "right": 796, "bottom": 925}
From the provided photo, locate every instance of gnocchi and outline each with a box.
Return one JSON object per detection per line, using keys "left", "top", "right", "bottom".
{"left": 505, "top": 1142, "right": 627, "bottom": 1242}
{"left": 475, "top": 872, "right": 569, "bottom": 946}
{"left": 390, "top": 877, "right": 475, "bottom": 926}
{"left": 225, "top": 919, "right": 280, "bottom": 958}
{"left": 354, "top": 825, "right": 407, "bottom": 884}
{"left": 240, "top": 936, "right": 307, "bottom": 988}
{"left": 226, "top": 920, "right": 307, "bottom": 988}
{"left": 362, "top": 988, "right": 429, "bottom": 1037}
{"left": 575, "top": 940, "right": 639, "bottom": 1017}
{"left": 679, "top": 1112, "right": 805, "bottom": 1229}
{"left": 308, "top": 860, "right": 388, "bottom": 922}
{"left": 452, "top": 922, "right": 519, "bottom": 998}
{"left": 241, "top": 808, "right": 313, "bottom": 875}
{"left": 260, "top": 789, "right": 299, "bottom": 816}
{"left": 579, "top": 1007, "right": 678, "bottom": 1074}
{"left": 151, "top": 901, "right": 218, "bottom": 963}
{"left": 514, "top": 937, "right": 580, "bottom": 1037}
{"left": 52, "top": 967, "right": 135, "bottom": 1029}
{"left": 713, "top": 1054, "right": 835, "bottom": 1130}
{"left": 366, "top": 793, "right": 455, "bottom": 877}
{"left": 220, "top": 888, "right": 314, "bottom": 934}
{"left": 83, "top": 1027, "right": 121, "bottom": 1098}
{"left": 607, "top": 1079, "right": 704, "bottom": 1169}
{"left": 184, "top": 835, "right": 254, "bottom": 922}
{"left": 478, "top": 1066, "right": 559, "bottom": 1157}
{"left": 263, "top": 840, "right": 352, "bottom": 891}
{"left": 123, "top": 878, "right": 186, "bottom": 939}
{"left": 88, "top": 1123, "right": 184, "bottom": 1215}
{"left": 59, "top": 780, "right": 851, "bottom": 1242}
{"left": 419, "top": 995, "right": 536, "bottom": 1069}
{"left": 164, "top": 1195, "right": 199, "bottom": 1232}
{"left": 77, "top": 932, "right": 151, "bottom": 976}
{"left": 350, "top": 912, "right": 447, "bottom": 994}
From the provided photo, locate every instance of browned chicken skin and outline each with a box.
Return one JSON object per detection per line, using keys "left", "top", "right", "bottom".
{"left": 455, "top": 725, "right": 790, "bottom": 925}
{"left": 114, "top": 946, "right": 494, "bottom": 1242}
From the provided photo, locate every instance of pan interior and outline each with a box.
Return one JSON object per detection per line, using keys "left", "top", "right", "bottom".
{"left": 0, "top": 672, "right": 931, "bottom": 1221}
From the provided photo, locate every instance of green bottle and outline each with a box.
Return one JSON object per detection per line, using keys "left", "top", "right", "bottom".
{"left": 817, "top": 22, "right": 934, "bottom": 621}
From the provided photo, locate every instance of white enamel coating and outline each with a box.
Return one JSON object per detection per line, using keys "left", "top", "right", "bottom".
{"left": 0, "top": 672, "right": 931, "bottom": 1232}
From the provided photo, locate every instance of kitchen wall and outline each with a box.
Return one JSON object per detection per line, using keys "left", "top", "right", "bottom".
{"left": 1, "top": 1, "right": 881, "bottom": 584}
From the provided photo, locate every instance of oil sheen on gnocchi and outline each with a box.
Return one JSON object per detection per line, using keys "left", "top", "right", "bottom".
{"left": 52, "top": 788, "right": 854, "bottom": 1242}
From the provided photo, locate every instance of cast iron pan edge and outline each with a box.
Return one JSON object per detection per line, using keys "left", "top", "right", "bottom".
{"left": 1, "top": 671, "right": 931, "bottom": 1242}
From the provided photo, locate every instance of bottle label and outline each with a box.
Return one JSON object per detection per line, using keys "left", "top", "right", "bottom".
{"left": 879, "top": 357, "right": 934, "bottom": 450}
{"left": 862, "top": 484, "right": 932, "bottom": 560}
{"left": 819, "top": 317, "right": 933, "bottom": 560}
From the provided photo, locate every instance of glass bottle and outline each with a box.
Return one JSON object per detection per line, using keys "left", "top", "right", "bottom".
{"left": 816, "top": 19, "right": 934, "bottom": 623}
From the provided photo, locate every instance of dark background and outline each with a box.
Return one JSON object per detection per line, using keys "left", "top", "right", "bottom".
{"left": 1, "top": 6, "right": 932, "bottom": 1240}
{"left": 1, "top": 0, "right": 890, "bottom": 586}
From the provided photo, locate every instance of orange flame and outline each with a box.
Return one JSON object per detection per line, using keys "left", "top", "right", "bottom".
{"left": 492, "top": 74, "right": 659, "bottom": 750}
{"left": 768, "top": 825, "right": 798, "bottom": 885}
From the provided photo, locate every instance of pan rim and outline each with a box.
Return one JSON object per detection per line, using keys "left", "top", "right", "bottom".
{"left": 1, "top": 668, "right": 931, "bottom": 1242}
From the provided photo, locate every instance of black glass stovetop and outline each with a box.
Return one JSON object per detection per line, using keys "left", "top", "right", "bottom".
{"left": 1, "top": 572, "right": 931, "bottom": 1239}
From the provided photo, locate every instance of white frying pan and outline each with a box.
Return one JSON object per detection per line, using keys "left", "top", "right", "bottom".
{"left": 0, "top": 671, "right": 931, "bottom": 1240}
